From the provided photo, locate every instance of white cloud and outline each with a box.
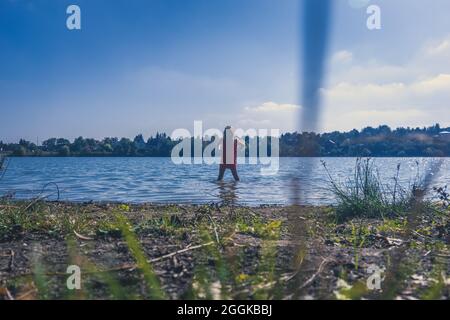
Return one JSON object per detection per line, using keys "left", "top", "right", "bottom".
{"left": 331, "top": 50, "right": 353, "bottom": 65}
{"left": 236, "top": 101, "right": 300, "bottom": 132}
{"left": 411, "top": 73, "right": 450, "bottom": 94}
{"left": 321, "top": 73, "right": 450, "bottom": 130}
{"left": 320, "top": 36, "right": 450, "bottom": 131}
{"left": 207, "top": 36, "right": 450, "bottom": 134}
{"left": 424, "top": 38, "right": 450, "bottom": 57}
{"left": 243, "top": 101, "right": 299, "bottom": 113}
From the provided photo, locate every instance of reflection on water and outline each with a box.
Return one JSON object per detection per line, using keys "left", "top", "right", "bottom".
{"left": 216, "top": 181, "right": 239, "bottom": 205}
{"left": 0, "top": 157, "right": 448, "bottom": 206}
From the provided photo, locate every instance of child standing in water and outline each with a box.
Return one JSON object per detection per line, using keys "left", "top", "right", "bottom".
{"left": 218, "top": 126, "right": 245, "bottom": 181}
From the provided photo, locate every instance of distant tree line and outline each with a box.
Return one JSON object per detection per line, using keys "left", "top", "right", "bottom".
{"left": 281, "top": 124, "right": 449, "bottom": 157}
{"left": 0, "top": 124, "right": 449, "bottom": 157}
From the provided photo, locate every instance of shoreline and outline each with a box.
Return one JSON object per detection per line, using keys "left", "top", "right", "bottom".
{"left": 0, "top": 201, "right": 448, "bottom": 300}
{"left": 3, "top": 155, "right": 450, "bottom": 158}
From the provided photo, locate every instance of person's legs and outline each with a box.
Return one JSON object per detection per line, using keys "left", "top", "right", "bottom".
{"left": 217, "top": 165, "right": 226, "bottom": 180}
{"left": 230, "top": 166, "right": 240, "bottom": 181}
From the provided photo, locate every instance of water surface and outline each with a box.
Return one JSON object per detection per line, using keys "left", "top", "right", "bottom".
{"left": 0, "top": 157, "right": 448, "bottom": 205}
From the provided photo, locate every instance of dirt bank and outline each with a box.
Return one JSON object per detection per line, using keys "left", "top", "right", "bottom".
{"left": 0, "top": 201, "right": 449, "bottom": 300}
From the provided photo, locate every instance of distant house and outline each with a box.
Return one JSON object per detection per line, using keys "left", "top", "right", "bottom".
{"left": 439, "top": 131, "right": 450, "bottom": 141}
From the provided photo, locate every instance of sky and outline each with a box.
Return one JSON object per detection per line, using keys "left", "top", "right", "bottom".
{"left": 1, "top": 0, "right": 450, "bottom": 142}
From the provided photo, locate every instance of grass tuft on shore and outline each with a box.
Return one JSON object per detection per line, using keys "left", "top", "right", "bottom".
{"left": 322, "top": 158, "right": 425, "bottom": 222}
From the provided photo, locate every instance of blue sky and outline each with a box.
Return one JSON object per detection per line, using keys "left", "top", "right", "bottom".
{"left": 1, "top": 0, "right": 450, "bottom": 142}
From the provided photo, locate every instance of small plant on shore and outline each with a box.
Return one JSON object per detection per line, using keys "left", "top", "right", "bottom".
{"left": 433, "top": 186, "right": 449, "bottom": 209}
{"left": 349, "top": 222, "right": 370, "bottom": 270}
{"left": 322, "top": 158, "right": 421, "bottom": 221}
{"left": 235, "top": 217, "right": 282, "bottom": 240}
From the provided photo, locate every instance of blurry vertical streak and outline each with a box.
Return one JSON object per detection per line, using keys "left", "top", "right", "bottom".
{"left": 286, "top": 1, "right": 444, "bottom": 299}
{"left": 301, "top": 0, "right": 332, "bottom": 134}
{"left": 287, "top": 0, "right": 332, "bottom": 297}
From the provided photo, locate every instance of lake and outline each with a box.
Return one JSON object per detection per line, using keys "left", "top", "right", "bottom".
{"left": 0, "top": 157, "right": 448, "bottom": 206}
